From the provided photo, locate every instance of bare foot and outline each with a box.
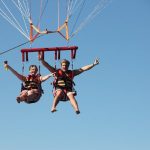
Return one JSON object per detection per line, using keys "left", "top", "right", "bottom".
{"left": 51, "top": 108, "right": 57, "bottom": 113}
{"left": 16, "top": 97, "right": 21, "bottom": 103}
{"left": 76, "top": 110, "right": 80, "bottom": 115}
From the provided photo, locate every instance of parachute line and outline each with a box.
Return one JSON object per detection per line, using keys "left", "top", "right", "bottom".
{"left": 0, "top": 0, "right": 30, "bottom": 39}
{"left": 67, "top": 0, "right": 85, "bottom": 19}
{"left": 16, "top": 0, "right": 30, "bottom": 37}
{"left": 70, "top": 0, "right": 86, "bottom": 35}
{"left": 11, "top": 0, "right": 30, "bottom": 19}
{"left": 0, "top": 34, "right": 44, "bottom": 56}
{"left": 0, "top": 8, "right": 29, "bottom": 40}
{"left": 71, "top": 0, "right": 111, "bottom": 38}
{"left": 37, "top": 0, "right": 49, "bottom": 28}
{"left": 58, "top": 0, "right": 60, "bottom": 28}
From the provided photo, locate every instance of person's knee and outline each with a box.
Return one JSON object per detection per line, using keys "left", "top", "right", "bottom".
{"left": 20, "top": 90, "right": 27, "bottom": 95}
{"left": 56, "top": 90, "right": 63, "bottom": 95}
{"left": 26, "top": 93, "right": 41, "bottom": 103}
{"left": 68, "top": 93, "right": 75, "bottom": 99}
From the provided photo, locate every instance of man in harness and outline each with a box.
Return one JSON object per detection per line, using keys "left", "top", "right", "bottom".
{"left": 40, "top": 58, "right": 99, "bottom": 114}
{"left": 4, "top": 62, "right": 54, "bottom": 104}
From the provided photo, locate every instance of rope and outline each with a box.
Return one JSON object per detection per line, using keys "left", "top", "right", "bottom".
{"left": 1, "top": 0, "right": 28, "bottom": 35}
{"left": 0, "top": 34, "right": 44, "bottom": 56}
{"left": 70, "top": 0, "right": 86, "bottom": 35}
{"left": 22, "top": 0, "right": 30, "bottom": 17}
{"left": 0, "top": 0, "right": 29, "bottom": 39}
{"left": 67, "top": 0, "right": 84, "bottom": 18}
{"left": 21, "top": 61, "right": 25, "bottom": 91}
{"left": 37, "top": 0, "right": 49, "bottom": 28}
{"left": 29, "top": 0, "right": 32, "bottom": 18}
{"left": 22, "top": 62, "right": 25, "bottom": 76}
{"left": 17, "top": 0, "right": 30, "bottom": 37}
{"left": 58, "top": 0, "right": 60, "bottom": 28}
{"left": 12, "top": 0, "right": 30, "bottom": 18}
{"left": 71, "top": 0, "right": 111, "bottom": 38}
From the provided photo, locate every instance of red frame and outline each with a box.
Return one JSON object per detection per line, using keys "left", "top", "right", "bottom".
{"left": 21, "top": 46, "right": 78, "bottom": 62}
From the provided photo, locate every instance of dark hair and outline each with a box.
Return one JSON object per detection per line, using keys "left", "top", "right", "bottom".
{"left": 61, "top": 59, "right": 70, "bottom": 66}
{"left": 29, "top": 65, "right": 38, "bottom": 71}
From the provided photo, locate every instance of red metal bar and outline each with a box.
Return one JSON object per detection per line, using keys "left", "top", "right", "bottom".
{"left": 38, "top": 51, "right": 40, "bottom": 60}
{"left": 58, "top": 50, "right": 60, "bottom": 60}
{"left": 26, "top": 52, "right": 28, "bottom": 61}
{"left": 73, "top": 49, "right": 76, "bottom": 59}
{"left": 21, "top": 46, "right": 78, "bottom": 53}
{"left": 42, "top": 51, "right": 44, "bottom": 60}
{"left": 55, "top": 51, "right": 57, "bottom": 60}
{"left": 22, "top": 52, "right": 25, "bottom": 62}
{"left": 21, "top": 46, "right": 78, "bottom": 62}
{"left": 71, "top": 50, "right": 73, "bottom": 59}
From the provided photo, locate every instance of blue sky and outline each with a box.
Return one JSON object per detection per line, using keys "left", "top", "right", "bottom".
{"left": 0, "top": 0, "right": 150, "bottom": 150}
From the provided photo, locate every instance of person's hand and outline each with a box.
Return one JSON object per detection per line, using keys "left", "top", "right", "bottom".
{"left": 4, "top": 61, "right": 8, "bottom": 70}
{"left": 93, "top": 58, "right": 99, "bottom": 66}
{"left": 51, "top": 72, "right": 56, "bottom": 77}
{"left": 39, "top": 52, "right": 44, "bottom": 60}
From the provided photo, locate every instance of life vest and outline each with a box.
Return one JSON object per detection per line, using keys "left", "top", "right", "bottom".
{"left": 21, "top": 74, "right": 43, "bottom": 93}
{"left": 53, "top": 69, "right": 75, "bottom": 90}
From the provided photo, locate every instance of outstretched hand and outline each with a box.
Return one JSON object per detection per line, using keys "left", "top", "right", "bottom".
{"left": 4, "top": 61, "right": 8, "bottom": 69}
{"left": 51, "top": 72, "right": 56, "bottom": 77}
{"left": 93, "top": 58, "right": 99, "bottom": 66}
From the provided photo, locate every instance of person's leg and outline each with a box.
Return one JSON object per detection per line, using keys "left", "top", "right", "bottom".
{"left": 25, "top": 89, "right": 41, "bottom": 103}
{"left": 67, "top": 93, "right": 80, "bottom": 114}
{"left": 51, "top": 90, "right": 62, "bottom": 112}
{"left": 16, "top": 90, "right": 28, "bottom": 103}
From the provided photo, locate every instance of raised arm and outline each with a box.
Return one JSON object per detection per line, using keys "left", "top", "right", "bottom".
{"left": 41, "top": 59, "right": 56, "bottom": 73}
{"left": 4, "top": 61, "right": 26, "bottom": 82}
{"left": 73, "top": 58, "right": 99, "bottom": 76}
{"left": 39, "top": 52, "right": 56, "bottom": 73}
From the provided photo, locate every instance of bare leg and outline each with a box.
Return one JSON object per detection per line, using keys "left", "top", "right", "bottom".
{"left": 67, "top": 94, "right": 80, "bottom": 114}
{"left": 25, "top": 89, "right": 41, "bottom": 103}
{"left": 51, "top": 90, "right": 62, "bottom": 112}
{"left": 16, "top": 90, "right": 28, "bottom": 103}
